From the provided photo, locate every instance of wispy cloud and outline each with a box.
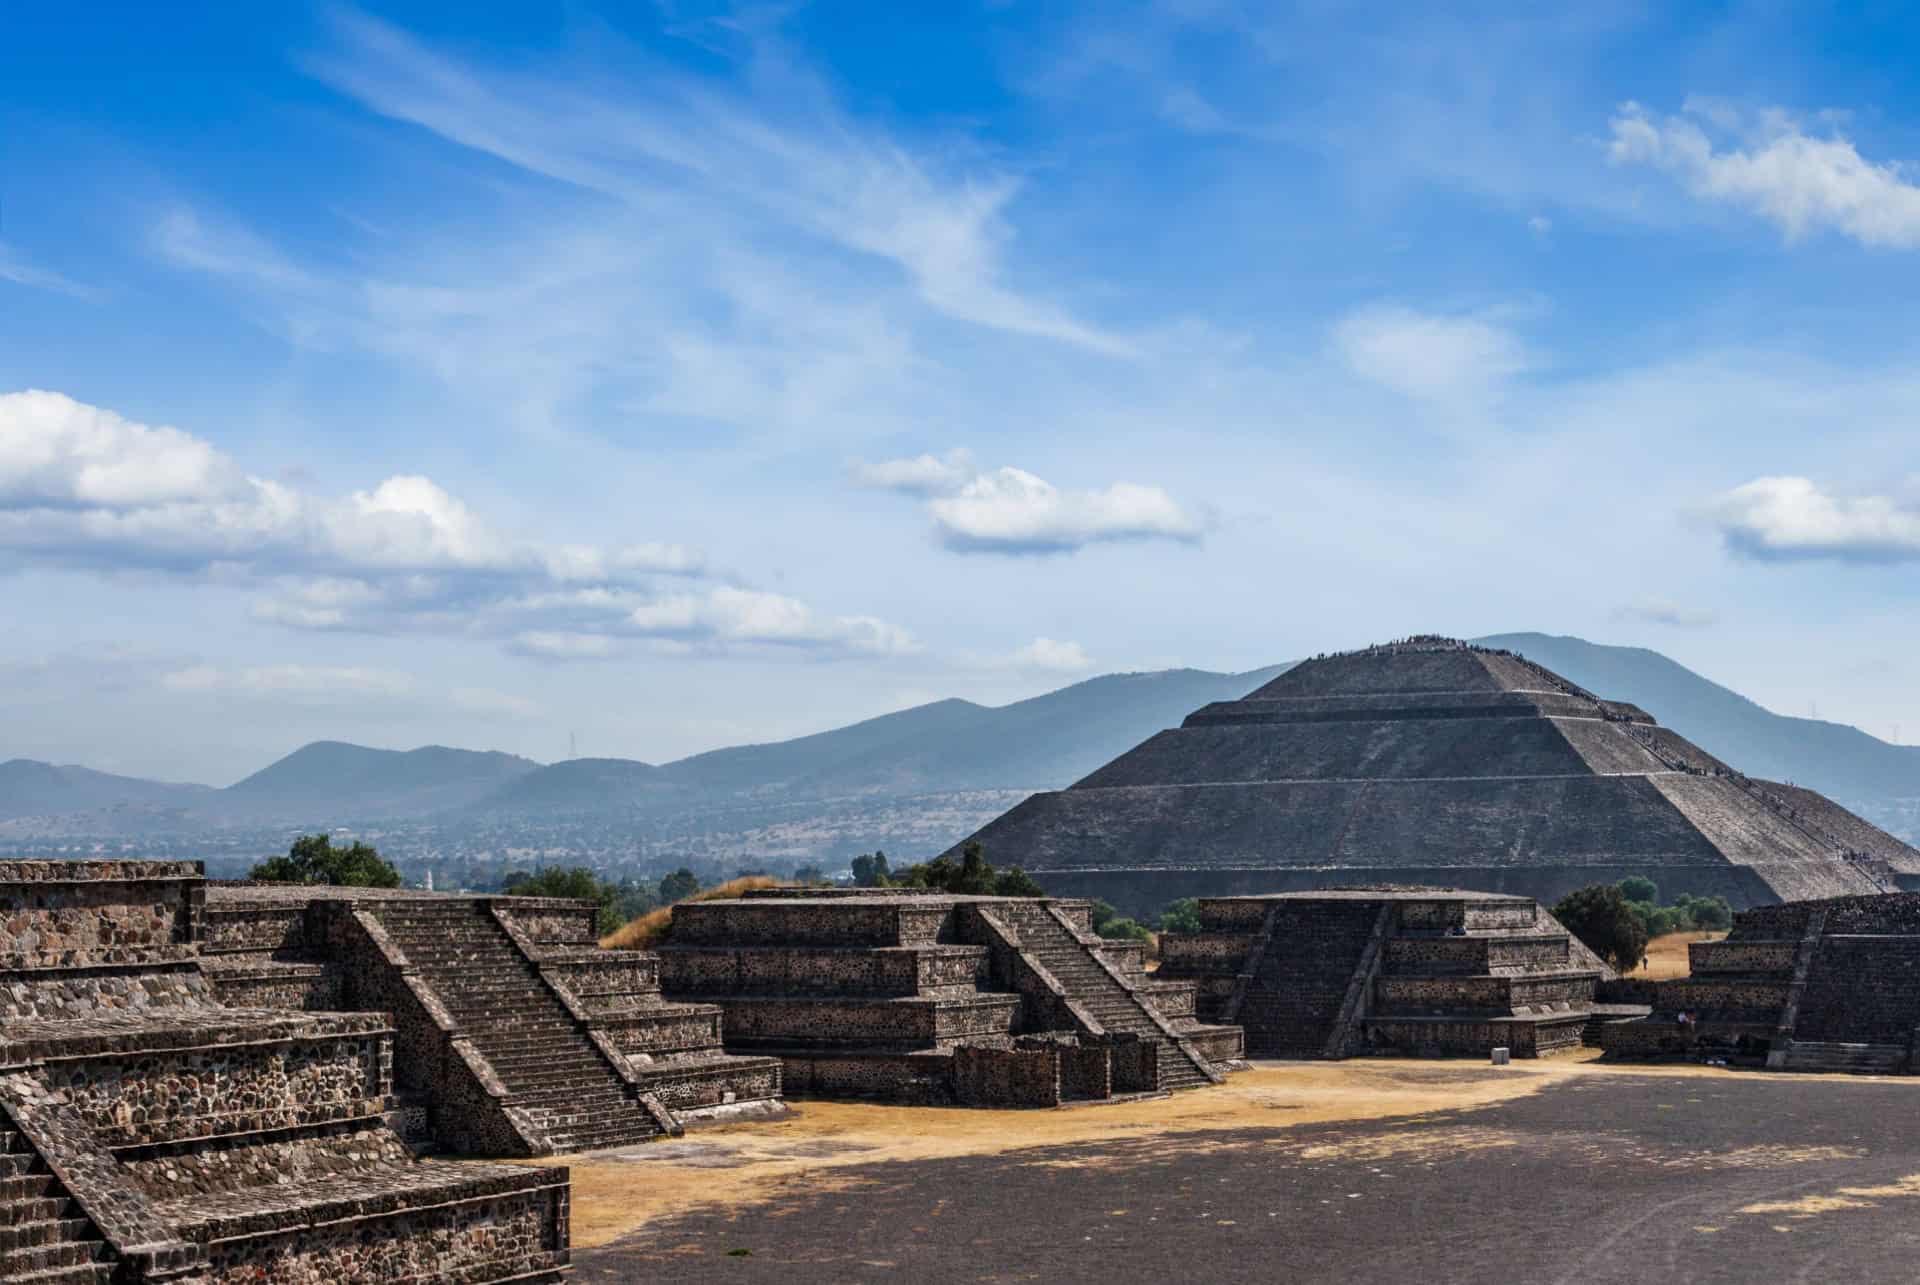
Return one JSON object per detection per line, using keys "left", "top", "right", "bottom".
{"left": 307, "top": 9, "right": 1131, "bottom": 356}
{"left": 161, "top": 663, "right": 414, "bottom": 698}
{"left": 1712, "top": 475, "right": 1920, "bottom": 562}
{"left": 1331, "top": 305, "right": 1530, "bottom": 405}
{"left": 1609, "top": 101, "right": 1920, "bottom": 248}
{"left": 1612, "top": 600, "right": 1718, "bottom": 628}
{"left": 854, "top": 448, "right": 1201, "bottom": 554}
{"left": 1, "top": 389, "right": 913, "bottom": 658}
{"left": 1008, "top": 636, "right": 1093, "bottom": 672}
{"left": 0, "top": 242, "right": 100, "bottom": 300}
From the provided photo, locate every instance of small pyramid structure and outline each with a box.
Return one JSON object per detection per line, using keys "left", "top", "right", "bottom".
{"left": 954, "top": 637, "right": 1917, "bottom": 913}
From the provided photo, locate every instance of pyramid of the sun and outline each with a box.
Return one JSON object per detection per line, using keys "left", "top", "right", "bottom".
{"left": 954, "top": 637, "right": 1918, "bottom": 915}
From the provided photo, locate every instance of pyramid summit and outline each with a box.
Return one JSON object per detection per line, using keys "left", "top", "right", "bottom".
{"left": 954, "top": 636, "right": 1919, "bottom": 915}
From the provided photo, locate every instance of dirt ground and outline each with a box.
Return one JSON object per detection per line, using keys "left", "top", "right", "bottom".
{"left": 1628, "top": 929, "right": 1726, "bottom": 979}
{"left": 537, "top": 1053, "right": 1765, "bottom": 1249}
{"left": 557, "top": 1059, "right": 1920, "bottom": 1283}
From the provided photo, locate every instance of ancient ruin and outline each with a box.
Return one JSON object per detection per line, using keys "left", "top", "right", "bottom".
{"left": 655, "top": 890, "right": 1245, "bottom": 1104}
{"left": 0, "top": 860, "right": 569, "bottom": 1283}
{"left": 1157, "top": 888, "right": 1608, "bottom": 1059}
{"left": 1603, "top": 891, "right": 1920, "bottom": 1074}
{"left": 954, "top": 637, "right": 1917, "bottom": 915}
{"left": 199, "top": 880, "right": 785, "bottom": 1154}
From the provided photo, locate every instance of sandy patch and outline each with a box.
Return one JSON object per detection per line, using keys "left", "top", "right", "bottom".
{"left": 1628, "top": 930, "right": 1726, "bottom": 980}
{"left": 1739, "top": 1172, "right": 1920, "bottom": 1219}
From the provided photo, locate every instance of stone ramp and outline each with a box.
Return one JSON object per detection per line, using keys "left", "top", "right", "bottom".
{"left": 0, "top": 1125, "right": 112, "bottom": 1284}
{"left": 977, "top": 902, "right": 1222, "bottom": 1091}
{"left": 368, "top": 900, "right": 668, "bottom": 1153}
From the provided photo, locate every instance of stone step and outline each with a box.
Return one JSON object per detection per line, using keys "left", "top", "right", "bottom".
{"left": 3, "top": 1261, "right": 116, "bottom": 1285}
{"left": 0, "top": 1241, "right": 111, "bottom": 1281}
{"left": 0, "top": 1155, "right": 33, "bottom": 1179}
{"left": 0, "top": 1219, "right": 91, "bottom": 1254}
{"left": 0, "top": 1176, "right": 56, "bottom": 1203}
{"left": 0, "top": 1197, "right": 71, "bottom": 1227}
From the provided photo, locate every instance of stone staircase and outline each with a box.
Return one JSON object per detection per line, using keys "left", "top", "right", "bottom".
{"left": 372, "top": 902, "right": 667, "bottom": 1153}
{"left": 0, "top": 1127, "right": 112, "bottom": 1284}
{"left": 988, "top": 904, "right": 1216, "bottom": 1092}
{"left": 1778, "top": 1041, "right": 1909, "bottom": 1075}
{"left": 1238, "top": 905, "right": 1379, "bottom": 1057}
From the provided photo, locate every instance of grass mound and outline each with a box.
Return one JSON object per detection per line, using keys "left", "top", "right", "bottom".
{"left": 600, "top": 875, "right": 783, "bottom": 949}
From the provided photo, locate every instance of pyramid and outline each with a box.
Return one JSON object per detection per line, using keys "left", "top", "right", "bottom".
{"left": 953, "top": 637, "right": 1918, "bottom": 916}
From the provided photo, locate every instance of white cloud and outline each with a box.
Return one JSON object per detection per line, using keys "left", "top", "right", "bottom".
{"left": 857, "top": 449, "right": 1201, "bottom": 555}
{"left": 1711, "top": 475, "right": 1920, "bottom": 562}
{"left": 1611, "top": 600, "right": 1718, "bottom": 628}
{"left": 1609, "top": 102, "right": 1920, "bottom": 248}
{"left": 1, "top": 389, "right": 913, "bottom": 658}
{"left": 510, "top": 631, "right": 620, "bottom": 661}
{"left": 1009, "top": 637, "right": 1094, "bottom": 672}
{"left": 848, "top": 449, "right": 977, "bottom": 497}
{"left": 1527, "top": 215, "right": 1552, "bottom": 238}
{"left": 1332, "top": 305, "right": 1529, "bottom": 404}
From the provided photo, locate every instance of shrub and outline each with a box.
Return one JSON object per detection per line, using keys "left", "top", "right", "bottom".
{"left": 850, "top": 852, "right": 891, "bottom": 887}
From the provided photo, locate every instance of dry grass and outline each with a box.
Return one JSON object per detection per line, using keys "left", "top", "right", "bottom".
{"left": 1628, "top": 930, "right": 1727, "bottom": 979}
{"left": 599, "top": 876, "right": 784, "bottom": 950}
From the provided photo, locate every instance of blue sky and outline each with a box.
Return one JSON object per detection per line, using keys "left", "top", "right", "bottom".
{"left": 6, "top": 1, "right": 1920, "bottom": 783}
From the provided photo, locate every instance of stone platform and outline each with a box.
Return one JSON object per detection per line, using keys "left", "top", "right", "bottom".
{"left": 201, "top": 881, "right": 785, "bottom": 1155}
{"left": 0, "top": 859, "right": 568, "bottom": 1283}
{"left": 657, "top": 892, "right": 1244, "bottom": 1105}
{"left": 1602, "top": 891, "right": 1920, "bottom": 1073}
{"left": 1158, "top": 887, "right": 1605, "bottom": 1060}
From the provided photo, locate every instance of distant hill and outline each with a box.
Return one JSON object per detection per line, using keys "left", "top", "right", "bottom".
{"left": 222, "top": 741, "right": 540, "bottom": 820}
{"left": 0, "top": 759, "right": 212, "bottom": 818}
{"left": 3, "top": 638, "right": 1916, "bottom": 845}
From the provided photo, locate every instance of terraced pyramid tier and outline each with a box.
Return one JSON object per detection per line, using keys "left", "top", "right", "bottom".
{"left": 953, "top": 637, "right": 1915, "bottom": 913}
{"left": 1159, "top": 887, "right": 1607, "bottom": 1060}
{"left": 658, "top": 892, "right": 1243, "bottom": 1105}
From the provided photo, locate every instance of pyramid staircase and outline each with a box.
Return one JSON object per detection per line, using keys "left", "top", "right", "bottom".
{"left": 0, "top": 1127, "right": 111, "bottom": 1284}
{"left": 371, "top": 901, "right": 669, "bottom": 1153}
{"left": 983, "top": 902, "right": 1221, "bottom": 1091}
{"left": 1777, "top": 1041, "right": 1909, "bottom": 1074}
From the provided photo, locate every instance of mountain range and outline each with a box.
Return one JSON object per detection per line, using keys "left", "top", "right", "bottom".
{"left": 4, "top": 634, "right": 1917, "bottom": 845}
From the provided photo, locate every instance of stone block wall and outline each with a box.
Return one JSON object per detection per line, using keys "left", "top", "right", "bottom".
{"left": 0, "top": 860, "right": 203, "bottom": 971}
{"left": 1796, "top": 935, "right": 1920, "bottom": 1043}
{"left": 952, "top": 1044, "right": 1060, "bottom": 1107}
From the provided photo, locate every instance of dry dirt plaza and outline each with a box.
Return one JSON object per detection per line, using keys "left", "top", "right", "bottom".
{"left": 564, "top": 1055, "right": 1920, "bottom": 1282}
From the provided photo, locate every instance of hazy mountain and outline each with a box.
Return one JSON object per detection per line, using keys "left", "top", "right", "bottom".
{"left": 0, "top": 759, "right": 212, "bottom": 820}
{"left": 222, "top": 741, "right": 540, "bottom": 820}
{"left": 4, "top": 638, "right": 1916, "bottom": 843}
{"left": 641, "top": 667, "right": 1292, "bottom": 800}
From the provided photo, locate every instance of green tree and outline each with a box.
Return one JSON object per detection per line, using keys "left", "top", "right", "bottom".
{"left": 1552, "top": 884, "right": 1651, "bottom": 971}
{"left": 1618, "top": 875, "right": 1659, "bottom": 904}
{"left": 1674, "top": 894, "right": 1732, "bottom": 931}
{"left": 1158, "top": 898, "right": 1203, "bottom": 935}
{"left": 503, "top": 866, "right": 628, "bottom": 936}
{"left": 992, "top": 866, "right": 1044, "bottom": 897}
{"left": 850, "top": 852, "right": 891, "bottom": 887}
{"left": 249, "top": 834, "right": 401, "bottom": 888}
{"left": 1087, "top": 900, "right": 1120, "bottom": 934}
{"left": 657, "top": 868, "right": 703, "bottom": 904}
{"left": 793, "top": 865, "right": 826, "bottom": 885}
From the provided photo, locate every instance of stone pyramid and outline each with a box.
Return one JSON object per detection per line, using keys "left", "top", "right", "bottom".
{"left": 953, "top": 637, "right": 1917, "bottom": 915}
